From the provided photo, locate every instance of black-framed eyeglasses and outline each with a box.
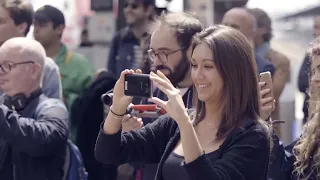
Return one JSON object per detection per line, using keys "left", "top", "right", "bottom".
{"left": 147, "top": 47, "right": 186, "bottom": 63}
{"left": 0, "top": 61, "right": 34, "bottom": 74}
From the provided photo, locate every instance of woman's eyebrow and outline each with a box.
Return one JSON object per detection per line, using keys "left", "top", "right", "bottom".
{"left": 190, "top": 58, "right": 213, "bottom": 62}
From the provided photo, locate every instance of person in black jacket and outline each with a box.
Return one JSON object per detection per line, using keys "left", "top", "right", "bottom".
{"left": 74, "top": 70, "right": 117, "bottom": 180}
{"left": 0, "top": 37, "right": 68, "bottom": 180}
{"left": 95, "top": 25, "right": 271, "bottom": 180}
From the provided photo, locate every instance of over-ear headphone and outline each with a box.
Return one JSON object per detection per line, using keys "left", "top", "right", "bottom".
{"left": 4, "top": 88, "right": 42, "bottom": 111}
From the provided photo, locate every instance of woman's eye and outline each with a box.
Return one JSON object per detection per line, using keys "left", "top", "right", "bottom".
{"left": 190, "top": 64, "right": 197, "bottom": 68}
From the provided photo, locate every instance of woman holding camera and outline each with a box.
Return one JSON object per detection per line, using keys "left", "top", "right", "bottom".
{"left": 95, "top": 25, "right": 271, "bottom": 180}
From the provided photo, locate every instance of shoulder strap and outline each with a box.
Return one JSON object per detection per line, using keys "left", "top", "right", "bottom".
{"left": 65, "top": 51, "right": 73, "bottom": 64}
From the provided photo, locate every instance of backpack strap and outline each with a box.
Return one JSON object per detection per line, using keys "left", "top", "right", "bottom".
{"left": 63, "top": 142, "right": 71, "bottom": 180}
{"left": 65, "top": 51, "right": 73, "bottom": 64}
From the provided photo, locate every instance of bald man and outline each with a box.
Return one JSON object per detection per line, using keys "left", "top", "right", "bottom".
{"left": 0, "top": 0, "right": 62, "bottom": 99}
{"left": 0, "top": 37, "right": 68, "bottom": 180}
{"left": 222, "top": 7, "right": 256, "bottom": 41}
{"left": 222, "top": 7, "right": 275, "bottom": 76}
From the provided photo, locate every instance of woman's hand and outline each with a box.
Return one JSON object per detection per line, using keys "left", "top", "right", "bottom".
{"left": 259, "top": 82, "right": 275, "bottom": 120}
{"left": 148, "top": 70, "right": 189, "bottom": 125}
{"left": 122, "top": 115, "right": 143, "bottom": 132}
{"left": 112, "top": 69, "right": 142, "bottom": 114}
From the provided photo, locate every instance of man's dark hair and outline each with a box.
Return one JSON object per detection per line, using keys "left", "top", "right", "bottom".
{"left": 148, "top": 12, "right": 203, "bottom": 85}
{"left": 1, "top": 0, "right": 34, "bottom": 36}
{"left": 248, "top": 8, "right": 272, "bottom": 42}
{"left": 139, "top": 0, "right": 155, "bottom": 8}
{"left": 150, "top": 12, "right": 203, "bottom": 48}
{"left": 134, "top": 0, "right": 155, "bottom": 21}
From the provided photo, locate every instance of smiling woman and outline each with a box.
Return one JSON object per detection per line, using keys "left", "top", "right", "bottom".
{"left": 190, "top": 25, "right": 262, "bottom": 139}
{"left": 95, "top": 23, "right": 272, "bottom": 180}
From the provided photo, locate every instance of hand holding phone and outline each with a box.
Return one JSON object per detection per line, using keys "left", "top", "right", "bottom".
{"left": 259, "top": 72, "right": 274, "bottom": 106}
{"left": 111, "top": 69, "right": 142, "bottom": 115}
{"left": 124, "top": 74, "right": 153, "bottom": 98}
{"left": 259, "top": 72, "right": 275, "bottom": 120}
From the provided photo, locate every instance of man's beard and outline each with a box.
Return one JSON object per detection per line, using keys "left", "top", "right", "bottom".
{"left": 152, "top": 52, "right": 190, "bottom": 87}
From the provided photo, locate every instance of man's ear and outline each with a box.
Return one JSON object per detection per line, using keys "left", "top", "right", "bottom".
{"left": 256, "top": 27, "right": 267, "bottom": 36}
{"left": 17, "top": 22, "right": 28, "bottom": 36}
{"left": 55, "top": 24, "right": 65, "bottom": 37}
{"left": 30, "top": 63, "right": 42, "bottom": 80}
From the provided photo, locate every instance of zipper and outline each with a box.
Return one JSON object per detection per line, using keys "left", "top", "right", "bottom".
{"left": 13, "top": 163, "right": 16, "bottom": 180}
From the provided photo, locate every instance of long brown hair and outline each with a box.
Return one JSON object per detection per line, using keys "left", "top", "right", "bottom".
{"left": 191, "top": 25, "right": 267, "bottom": 140}
{"left": 293, "top": 37, "right": 320, "bottom": 179}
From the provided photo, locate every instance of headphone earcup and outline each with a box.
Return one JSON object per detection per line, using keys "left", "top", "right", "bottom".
{"left": 3, "top": 89, "right": 42, "bottom": 111}
{"left": 11, "top": 94, "right": 27, "bottom": 110}
{"left": 3, "top": 96, "right": 12, "bottom": 109}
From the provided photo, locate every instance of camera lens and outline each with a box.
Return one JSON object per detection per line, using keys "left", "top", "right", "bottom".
{"left": 101, "top": 93, "right": 113, "bottom": 106}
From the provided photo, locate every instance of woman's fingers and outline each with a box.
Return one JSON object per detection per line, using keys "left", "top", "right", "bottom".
{"left": 150, "top": 72, "right": 173, "bottom": 90}
{"left": 151, "top": 81, "right": 171, "bottom": 96}
{"left": 147, "top": 97, "right": 166, "bottom": 109}
{"left": 119, "top": 69, "right": 134, "bottom": 83}
{"left": 261, "top": 97, "right": 273, "bottom": 106}
{"left": 156, "top": 70, "right": 173, "bottom": 86}
{"left": 260, "top": 89, "right": 271, "bottom": 98}
{"left": 258, "top": 82, "right": 266, "bottom": 90}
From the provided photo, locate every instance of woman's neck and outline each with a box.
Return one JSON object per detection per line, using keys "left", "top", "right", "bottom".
{"left": 202, "top": 101, "right": 223, "bottom": 125}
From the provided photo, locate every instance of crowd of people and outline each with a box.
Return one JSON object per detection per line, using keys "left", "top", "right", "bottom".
{"left": 0, "top": 0, "right": 319, "bottom": 180}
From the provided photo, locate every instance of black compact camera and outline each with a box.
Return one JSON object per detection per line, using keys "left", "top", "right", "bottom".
{"left": 124, "top": 74, "right": 153, "bottom": 98}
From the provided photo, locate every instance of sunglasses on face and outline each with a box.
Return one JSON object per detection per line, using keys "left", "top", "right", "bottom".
{"left": 124, "top": 2, "right": 140, "bottom": 9}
